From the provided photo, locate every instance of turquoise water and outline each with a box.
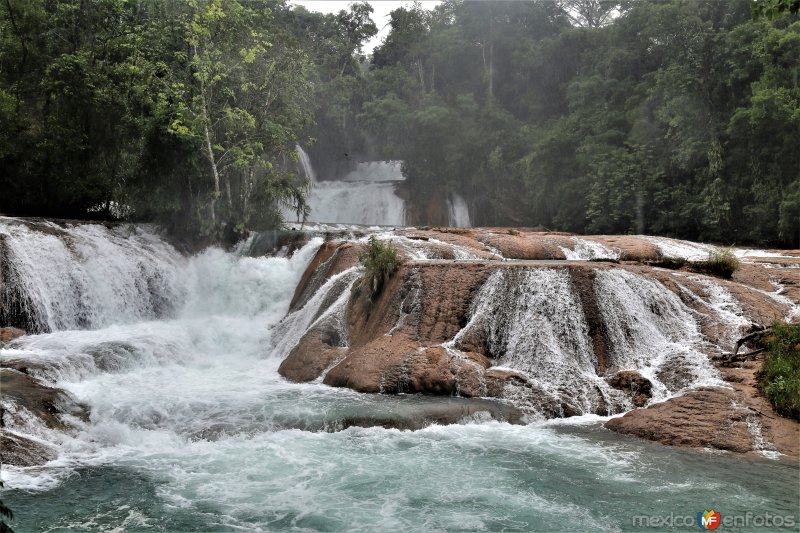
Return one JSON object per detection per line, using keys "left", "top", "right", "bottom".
{"left": 1, "top": 231, "right": 798, "bottom": 532}
{"left": 5, "top": 416, "right": 799, "bottom": 531}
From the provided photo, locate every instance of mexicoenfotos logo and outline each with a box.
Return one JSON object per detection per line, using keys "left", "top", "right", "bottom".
{"left": 633, "top": 511, "right": 795, "bottom": 528}
{"left": 697, "top": 510, "right": 721, "bottom": 530}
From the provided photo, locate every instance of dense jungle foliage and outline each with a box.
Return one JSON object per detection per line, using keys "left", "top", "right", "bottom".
{"left": 1, "top": 0, "right": 798, "bottom": 245}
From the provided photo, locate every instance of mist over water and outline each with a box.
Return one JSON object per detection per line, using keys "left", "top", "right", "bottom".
{"left": 1, "top": 219, "right": 798, "bottom": 531}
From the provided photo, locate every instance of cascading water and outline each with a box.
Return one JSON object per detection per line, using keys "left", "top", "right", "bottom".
{"left": 452, "top": 268, "right": 612, "bottom": 415}
{"left": 270, "top": 267, "right": 361, "bottom": 359}
{"left": 446, "top": 267, "right": 722, "bottom": 416}
{"left": 0, "top": 218, "right": 184, "bottom": 333}
{"left": 558, "top": 238, "right": 620, "bottom": 261}
{"left": 296, "top": 143, "right": 317, "bottom": 182}
{"left": 2, "top": 219, "right": 797, "bottom": 531}
{"left": 447, "top": 193, "right": 471, "bottom": 228}
{"left": 592, "top": 269, "right": 722, "bottom": 398}
{"left": 295, "top": 146, "right": 407, "bottom": 226}
{"left": 640, "top": 235, "right": 716, "bottom": 260}
{"left": 311, "top": 162, "right": 406, "bottom": 226}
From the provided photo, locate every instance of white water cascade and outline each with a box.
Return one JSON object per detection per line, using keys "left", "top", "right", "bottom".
{"left": 294, "top": 146, "right": 407, "bottom": 226}
{"left": 593, "top": 269, "right": 722, "bottom": 397}
{"left": 452, "top": 268, "right": 612, "bottom": 415}
{"left": 0, "top": 218, "right": 185, "bottom": 333}
{"left": 296, "top": 143, "right": 317, "bottom": 182}
{"left": 448, "top": 266, "right": 721, "bottom": 417}
{"left": 447, "top": 193, "right": 471, "bottom": 228}
{"left": 1, "top": 221, "right": 326, "bottom": 491}
{"left": 2, "top": 219, "right": 797, "bottom": 531}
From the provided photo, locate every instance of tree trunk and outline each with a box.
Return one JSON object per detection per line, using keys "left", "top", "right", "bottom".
{"left": 203, "top": 123, "right": 220, "bottom": 222}
{"left": 242, "top": 167, "right": 253, "bottom": 217}
{"left": 225, "top": 174, "right": 233, "bottom": 213}
{"left": 417, "top": 57, "right": 426, "bottom": 95}
{"left": 488, "top": 14, "right": 494, "bottom": 101}
{"left": 488, "top": 41, "right": 493, "bottom": 100}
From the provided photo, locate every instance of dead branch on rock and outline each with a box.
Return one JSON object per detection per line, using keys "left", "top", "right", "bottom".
{"left": 733, "top": 327, "right": 772, "bottom": 357}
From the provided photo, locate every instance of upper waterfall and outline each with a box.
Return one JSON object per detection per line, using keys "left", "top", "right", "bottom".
{"left": 292, "top": 145, "right": 475, "bottom": 228}
{"left": 447, "top": 193, "right": 471, "bottom": 228}
{"left": 307, "top": 161, "right": 407, "bottom": 226}
{"left": 297, "top": 145, "right": 406, "bottom": 226}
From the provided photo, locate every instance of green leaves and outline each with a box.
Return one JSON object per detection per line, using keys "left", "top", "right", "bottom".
{"left": 752, "top": 0, "right": 800, "bottom": 20}
{"left": 759, "top": 322, "right": 800, "bottom": 420}
{"left": 358, "top": 237, "right": 403, "bottom": 301}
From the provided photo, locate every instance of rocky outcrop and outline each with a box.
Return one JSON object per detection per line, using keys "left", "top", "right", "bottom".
{"left": 475, "top": 230, "right": 570, "bottom": 260}
{"left": 0, "top": 327, "right": 25, "bottom": 343}
{"left": 289, "top": 241, "right": 362, "bottom": 312}
{"left": 606, "top": 371, "right": 653, "bottom": 408}
{"left": 319, "top": 262, "right": 494, "bottom": 396}
{"left": 324, "top": 396, "right": 524, "bottom": 430}
{"left": 277, "top": 321, "right": 347, "bottom": 383}
{"left": 275, "top": 229, "right": 798, "bottom": 451}
{"left": 1, "top": 368, "right": 89, "bottom": 431}
{"left": 323, "top": 335, "right": 489, "bottom": 396}
{"left": 605, "top": 357, "right": 799, "bottom": 457}
{"left": 1, "top": 431, "right": 57, "bottom": 466}
{"left": 606, "top": 387, "right": 755, "bottom": 452}
{"left": 0, "top": 368, "right": 89, "bottom": 466}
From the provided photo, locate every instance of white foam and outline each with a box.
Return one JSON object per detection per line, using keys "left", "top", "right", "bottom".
{"left": 640, "top": 236, "right": 717, "bottom": 261}
{"left": 559, "top": 238, "right": 621, "bottom": 261}
{"left": 1, "top": 221, "right": 186, "bottom": 332}
{"left": 594, "top": 269, "right": 723, "bottom": 400}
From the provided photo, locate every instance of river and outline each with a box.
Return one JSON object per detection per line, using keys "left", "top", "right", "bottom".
{"left": 0, "top": 218, "right": 797, "bottom": 531}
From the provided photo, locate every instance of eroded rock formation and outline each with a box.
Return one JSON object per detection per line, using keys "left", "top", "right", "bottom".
{"left": 273, "top": 227, "right": 799, "bottom": 454}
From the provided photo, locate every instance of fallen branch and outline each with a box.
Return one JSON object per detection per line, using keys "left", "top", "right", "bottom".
{"left": 733, "top": 327, "right": 772, "bottom": 357}
{"left": 744, "top": 406, "right": 776, "bottom": 420}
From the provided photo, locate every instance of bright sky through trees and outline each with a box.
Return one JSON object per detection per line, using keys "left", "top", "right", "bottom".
{"left": 291, "top": 1, "right": 441, "bottom": 52}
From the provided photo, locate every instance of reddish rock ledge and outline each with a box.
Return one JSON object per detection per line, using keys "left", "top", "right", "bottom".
{"left": 276, "top": 231, "right": 799, "bottom": 454}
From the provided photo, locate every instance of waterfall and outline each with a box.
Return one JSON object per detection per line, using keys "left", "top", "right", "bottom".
{"left": 451, "top": 268, "right": 616, "bottom": 415}
{"left": 592, "top": 269, "right": 721, "bottom": 398}
{"left": 640, "top": 236, "right": 716, "bottom": 260}
{"left": 447, "top": 266, "right": 721, "bottom": 416}
{"left": 1, "top": 218, "right": 185, "bottom": 333}
{"left": 307, "top": 161, "right": 407, "bottom": 226}
{"left": 296, "top": 144, "right": 316, "bottom": 182}
{"left": 290, "top": 146, "right": 407, "bottom": 226}
{"left": 269, "top": 267, "right": 361, "bottom": 358}
{"left": 447, "top": 194, "right": 471, "bottom": 228}
{"left": 558, "top": 238, "right": 620, "bottom": 261}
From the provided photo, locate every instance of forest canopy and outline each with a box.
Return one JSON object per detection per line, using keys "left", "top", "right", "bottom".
{"left": 1, "top": 0, "right": 798, "bottom": 246}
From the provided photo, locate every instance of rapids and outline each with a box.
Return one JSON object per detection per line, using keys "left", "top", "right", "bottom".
{"left": 1, "top": 218, "right": 798, "bottom": 531}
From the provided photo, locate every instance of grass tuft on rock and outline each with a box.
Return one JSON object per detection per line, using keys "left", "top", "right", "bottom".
{"left": 687, "top": 248, "right": 741, "bottom": 278}
{"left": 758, "top": 321, "right": 800, "bottom": 420}
{"left": 357, "top": 237, "right": 402, "bottom": 301}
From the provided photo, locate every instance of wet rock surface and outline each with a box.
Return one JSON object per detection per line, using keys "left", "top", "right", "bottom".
{"left": 605, "top": 387, "right": 755, "bottom": 452}
{"left": 277, "top": 231, "right": 799, "bottom": 441}
{"left": 606, "top": 371, "right": 653, "bottom": 408}
{"left": 0, "top": 327, "right": 25, "bottom": 343}
{"left": 605, "top": 363, "right": 799, "bottom": 457}
{"left": 322, "top": 396, "right": 524, "bottom": 431}
{"left": 0, "top": 431, "right": 57, "bottom": 466}
{"left": 0, "top": 368, "right": 91, "bottom": 466}
{"left": 0, "top": 368, "right": 89, "bottom": 431}
{"left": 278, "top": 321, "right": 347, "bottom": 383}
